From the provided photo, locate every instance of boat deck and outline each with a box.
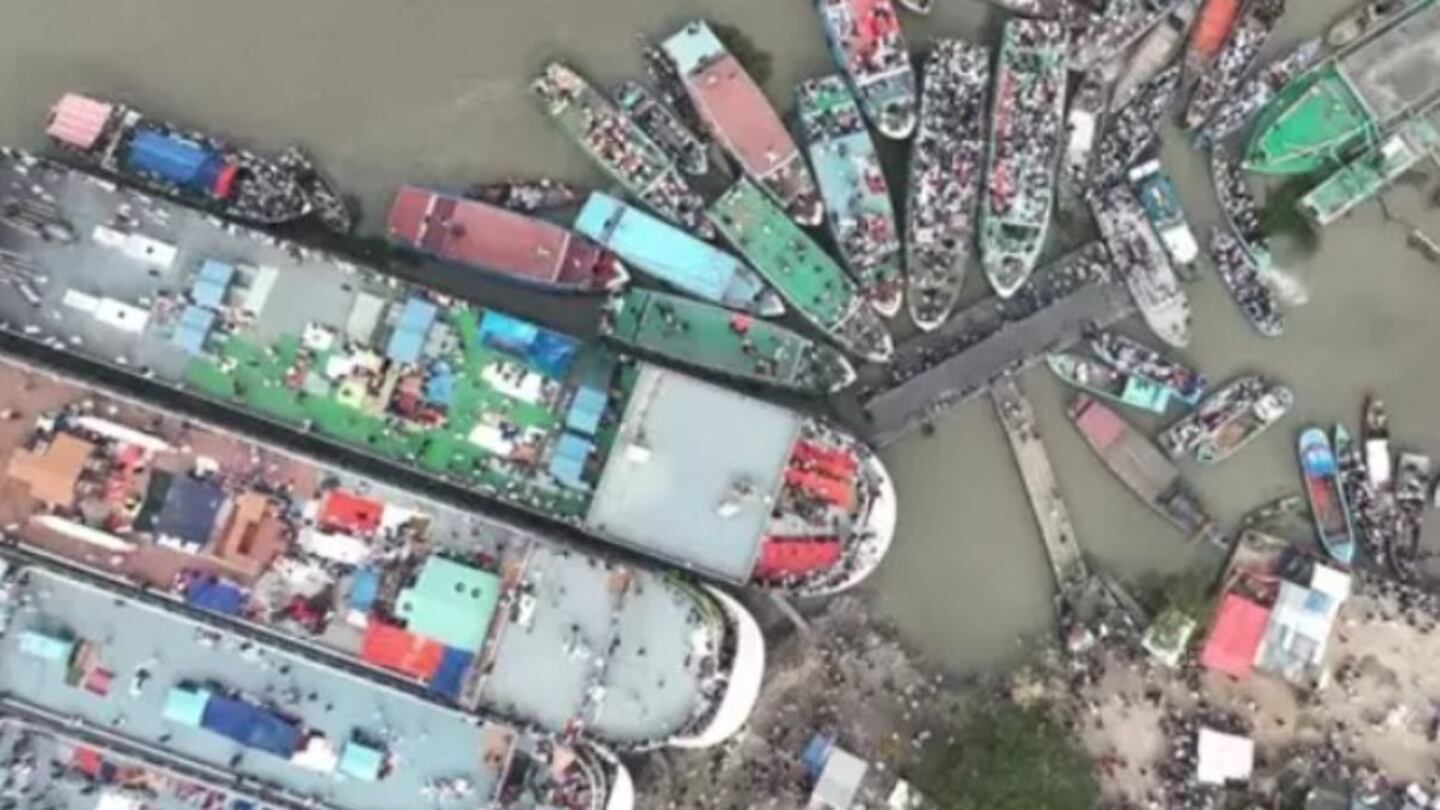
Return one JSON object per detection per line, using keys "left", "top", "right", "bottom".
{"left": 707, "top": 180, "right": 853, "bottom": 328}
{"left": 0, "top": 150, "right": 633, "bottom": 524}
{"left": 1339, "top": 0, "right": 1440, "bottom": 123}
{"left": 1301, "top": 110, "right": 1440, "bottom": 225}
{"left": 0, "top": 566, "right": 506, "bottom": 809}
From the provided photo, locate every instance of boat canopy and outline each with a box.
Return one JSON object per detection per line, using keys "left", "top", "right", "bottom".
{"left": 125, "top": 129, "right": 224, "bottom": 191}
{"left": 46, "top": 93, "right": 114, "bottom": 150}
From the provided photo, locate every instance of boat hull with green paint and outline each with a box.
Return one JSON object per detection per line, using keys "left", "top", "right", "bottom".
{"left": 602, "top": 288, "right": 856, "bottom": 393}
{"left": 1299, "top": 107, "right": 1440, "bottom": 226}
{"left": 1046, "top": 352, "right": 1172, "bottom": 413}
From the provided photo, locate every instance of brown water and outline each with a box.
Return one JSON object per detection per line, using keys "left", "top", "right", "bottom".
{"left": 2, "top": 0, "right": 1435, "bottom": 674}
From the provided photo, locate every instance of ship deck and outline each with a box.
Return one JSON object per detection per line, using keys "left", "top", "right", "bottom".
{"left": 1338, "top": 0, "right": 1440, "bottom": 124}
{"left": 0, "top": 353, "right": 712, "bottom": 746}
{"left": 707, "top": 180, "right": 852, "bottom": 327}
{"left": 1301, "top": 111, "right": 1440, "bottom": 225}
{"left": 803, "top": 86, "right": 899, "bottom": 269}
{"left": 0, "top": 566, "right": 506, "bottom": 809}
{"left": 607, "top": 290, "right": 809, "bottom": 384}
{"left": 0, "top": 150, "right": 633, "bottom": 525}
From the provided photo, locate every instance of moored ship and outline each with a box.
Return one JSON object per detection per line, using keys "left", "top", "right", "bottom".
{"left": 387, "top": 186, "right": 626, "bottom": 293}
{"left": 1047, "top": 351, "right": 1173, "bottom": 413}
{"left": 797, "top": 76, "right": 904, "bottom": 317}
{"left": 1298, "top": 108, "right": 1440, "bottom": 227}
{"left": 1300, "top": 426, "right": 1358, "bottom": 564}
{"left": 1191, "top": 382, "right": 1293, "bottom": 463}
{"left": 1211, "top": 146, "right": 1273, "bottom": 269}
{"left": 980, "top": 18, "right": 1069, "bottom": 298}
{"left": 1246, "top": 0, "right": 1440, "bottom": 175}
{"left": 905, "top": 39, "right": 991, "bottom": 330}
{"left": 1090, "top": 329, "right": 1208, "bottom": 404}
{"left": 1209, "top": 228, "right": 1284, "bottom": 336}
{"left": 615, "top": 79, "right": 711, "bottom": 176}
{"left": 1183, "top": 0, "right": 1288, "bottom": 132}
{"left": 1061, "top": 65, "right": 1117, "bottom": 201}
{"left": 662, "top": 21, "right": 824, "bottom": 225}
{"left": 709, "top": 178, "right": 895, "bottom": 363}
{"left": 1091, "top": 65, "right": 1183, "bottom": 186}
{"left": 1194, "top": 38, "right": 1323, "bottom": 147}
{"left": 0, "top": 148, "right": 898, "bottom": 600}
{"left": 602, "top": 288, "right": 856, "bottom": 393}
{"left": 531, "top": 62, "right": 713, "bottom": 238}
{"left": 1185, "top": 0, "right": 1244, "bottom": 77}
{"left": 1113, "top": 0, "right": 1201, "bottom": 108}
{"left": 1069, "top": 395, "right": 1219, "bottom": 542}
{"left": 814, "top": 0, "right": 919, "bottom": 139}
{"left": 1158, "top": 374, "right": 1270, "bottom": 456}
{"left": 1130, "top": 159, "right": 1200, "bottom": 269}
{"left": 574, "top": 191, "right": 784, "bottom": 316}
{"left": 44, "top": 93, "right": 352, "bottom": 233}
{"left": 1091, "top": 182, "right": 1192, "bottom": 348}
{"left": 1071, "top": 0, "right": 1187, "bottom": 72}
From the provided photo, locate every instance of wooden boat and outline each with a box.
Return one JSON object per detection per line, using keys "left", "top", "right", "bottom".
{"left": 1046, "top": 352, "right": 1173, "bottom": 413}
{"left": 1299, "top": 426, "right": 1357, "bottom": 565}
{"left": 1192, "top": 384, "right": 1292, "bottom": 463}
{"left": 1090, "top": 330, "right": 1208, "bottom": 405}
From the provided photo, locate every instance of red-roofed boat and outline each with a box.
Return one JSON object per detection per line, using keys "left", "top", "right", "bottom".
{"left": 388, "top": 186, "right": 627, "bottom": 293}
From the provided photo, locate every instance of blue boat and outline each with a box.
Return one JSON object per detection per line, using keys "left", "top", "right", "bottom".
{"left": 574, "top": 192, "right": 784, "bottom": 317}
{"left": 1299, "top": 427, "right": 1357, "bottom": 565}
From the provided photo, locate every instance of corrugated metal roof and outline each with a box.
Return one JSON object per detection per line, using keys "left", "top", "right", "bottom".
{"left": 46, "top": 93, "right": 114, "bottom": 150}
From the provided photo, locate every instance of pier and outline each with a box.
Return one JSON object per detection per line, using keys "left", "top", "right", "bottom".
{"left": 836, "top": 243, "right": 1135, "bottom": 446}
{"left": 990, "top": 374, "right": 1088, "bottom": 594}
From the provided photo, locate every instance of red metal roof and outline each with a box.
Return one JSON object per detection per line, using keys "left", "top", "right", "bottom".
{"left": 690, "top": 56, "right": 799, "bottom": 176}
{"left": 361, "top": 621, "right": 445, "bottom": 681}
{"left": 1072, "top": 398, "right": 1126, "bottom": 450}
{"left": 387, "top": 186, "right": 601, "bottom": 286}
{"left": 320, "top": 489, "right": 383, "bottom": 535}
{"left": 1200, "top": 593, "right": 1271, "bottom": 679}
{"left": 47, "top": 93, "right": 114, "bottom": 150}
{"left": 753, "top": 537, "right": 843, "bottom": 580}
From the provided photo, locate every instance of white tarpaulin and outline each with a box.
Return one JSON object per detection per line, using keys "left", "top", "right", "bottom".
{"left": 1196, "top": 727, "right": 1254, "bottom": 785}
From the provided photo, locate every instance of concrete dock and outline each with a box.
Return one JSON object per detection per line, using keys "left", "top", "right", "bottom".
{"left": 838, "top": 244, "right": 1135, "bottom": 446}
{"left": 990, "top": 374, "right": 1088, "bottom": 594}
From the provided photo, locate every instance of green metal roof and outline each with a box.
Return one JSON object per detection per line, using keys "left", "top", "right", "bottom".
{"left": 396, "top": 556, "right": 502, "bottom": 653}
{"left": 1245, "top": 67, "right": 1373, "bottom": 175}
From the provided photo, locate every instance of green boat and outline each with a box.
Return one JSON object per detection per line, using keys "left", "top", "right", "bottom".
{"left": 602, "top": 288, "right": 856, "bottom": 393}
{"left": 1245, "top": 0, "right": 1440, "bottom": 175}
{"left": 707, "top": 178, "right": 894, "bottom": 363}
{"left": 1299, "top": 106, "right": 1440, "bottom": 226}
{"left": 1046, "top": 352, "right": 1172, "bottom": 414}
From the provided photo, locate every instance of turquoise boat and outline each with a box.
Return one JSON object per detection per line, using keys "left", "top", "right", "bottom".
{"left": 574, "top": 191, "right": 784, "bottom": 317}
{"left": 1046, "top": 352, "right": 1172, "bottom": 413}
{"left": 1299, "top": 426, "right": 1357, "bottom": 565}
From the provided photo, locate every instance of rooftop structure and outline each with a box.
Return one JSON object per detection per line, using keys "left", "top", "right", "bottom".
{"left": 386, "top": 186, "right": 625, "bottom": 293}
{"left": 1246, "top": 0, "right": 1440, "bottom": 174}
{"left": 0, "top": 149, "right": 895, "bottom": 596}
{"left": 0, "top": 352, "right": 757, "bottom": 752}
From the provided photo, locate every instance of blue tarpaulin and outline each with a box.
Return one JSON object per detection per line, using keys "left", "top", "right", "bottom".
{"left": 427, "top": 646, "right": 473, "bottom": 701}
{"left": 423, "top": 362, "right": 456, "bottom": 406}
{"left": 478, "top": 310, "right": 578, "bottom": 379}
{"left": 126, "top": 129, "right": 222, "bottom": 190}
{"left": 339, "top": 738, "right": 385, "bottom": 781}
{"left": 386, "top": 298, "right": 438, "bottom": 364}
{"left": 163, "top": 685, "right": 212, "bottom": 728}
{"left": 200, "top": 694, "right": 301, "bottom": 758}
{"left": 172, "top": 305, "right": 216, "bottom": 355}
{"left": 564, "top": 385, "right": 608, "bottom": 436}
{"left": 348, "top": 567, "right": 380, "bottom": 613}
{"left": 548, "top": 432, "right": 594, "bottom": 491}
{"left": 191, "top": 259, "right": 235, "bottom": 309}
{"left": 185, "top": 577, "right": 248, "bottom": 616}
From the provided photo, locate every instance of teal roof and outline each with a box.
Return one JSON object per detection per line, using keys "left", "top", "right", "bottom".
{"left": 574, "top": 192, "right": 746, "bottom": 304}
{"left": 662, "top": 21, "right": 726, "bottom": 76}
{"left": 396, "top": 557, "right": 502, "bottom": 653}
{"left": 340, "top": 739, "right": 386, "bottom": 782}
{"left": 163, "top": 684, "right": 212, "bottom": 728}
{"left": 1120, "top": 377, "right": 1172, "bottom": 412}
{"left": 18, "top": 630, "right": 74, "bottom": 662}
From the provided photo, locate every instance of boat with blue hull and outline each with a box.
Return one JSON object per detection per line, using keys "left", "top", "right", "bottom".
{"left": 1300, "top": 427, "right": 1358, "bottom": 565}
{"left": 574, "top": 192, "right": 784, "bottom": 317}
{"left": 797, "top": 76, "right": 904, "bottom": 317}
{"left": 814, "top": 0, "right": 919, "bottom": 139}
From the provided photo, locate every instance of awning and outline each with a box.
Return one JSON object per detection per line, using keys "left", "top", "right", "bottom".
{"left": 1200, "top": 593, "right": 1271, "bottom": 679}
{"left": 46, "top": 93, "right": 114, "bottom": 150}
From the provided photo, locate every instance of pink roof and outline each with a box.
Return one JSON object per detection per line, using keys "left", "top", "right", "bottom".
{"left": 1200, "top": 593, "right": 1271, "bottom": 679}
{"left": 47, "top": 93, "right": 115, "bottom": 150}
{"left": 1072, "top": 398, "right": 1126, "bottom": 450}
{"left": 690, "top": 56, "right": 799, "bottom": 176}
{"left": 387, "top": 186, "right": 601, "bottom": 287}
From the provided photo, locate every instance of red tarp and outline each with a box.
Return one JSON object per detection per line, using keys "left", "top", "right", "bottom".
{"left": 790, "top": 440, "right": 858, "bottom": 479}
{"left": 321, "top": 490, "right": 384, "bottom": 535}
{"left": 785, "top": 469, "right": 856, "bottom": 510}
{"left": 72, "top": 746, "right": 103, "bottom": 777}
{"left": 46, "top": 94, "right": 114, "bottom": 150}
{"left": 1200, "top": 593, "right": 1271, "bottom": 679}
{"left": 361, "top": 622, "right": 444, "bottom": 680}
{"left": 212, "top": 163, "right": 239, "bottom": 200}
{"left": 753, "top": 537, "right": 842, "bottom": 579}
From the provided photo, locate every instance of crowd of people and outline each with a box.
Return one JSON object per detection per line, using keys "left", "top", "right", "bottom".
{"left": 986, "top": 19, "right": 1067, "bottom": 226}
{"left": 1091, "top": 65, "right": 1180, "bottom": 188}
{"left": 1196, "top": 39, "right": 1322, "bottom": 147}
{"left": 1157, "top": 375, "right": 1272, "bottom": 457}
{"left": 615, "top": 80, "right": 711, "bottom": 177}
{"left": 1208, "top": 228, "right": 1284, "bottom": 337}
{"left": 1091, "top": 329, "right": 1208, "bottom": 403}
{"left": 1212, "top": 148, "right": 1271, "bottom": 255}
{"left": 1183, "top": 0, "right": 1286, "bottom": 131}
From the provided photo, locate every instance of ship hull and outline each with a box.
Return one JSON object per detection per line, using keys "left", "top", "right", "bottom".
{"left": 1299, "top": 427, "right": 1357, "bottom": 565}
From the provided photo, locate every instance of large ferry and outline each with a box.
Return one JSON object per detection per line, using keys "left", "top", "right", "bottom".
{"left": 1185, "top": 0, "right": 1244, "bottom": 77}
{"left": 1193, "top": 38, "right": 1323, "bottom": 146}
{"left": 602, "top": 288, "right": 856, "bottom": 393}
{"left": 614, "top": 79, "right": 712, "bottom": 177}
{"left": 45, "top": 93, "right": 352, "bottom": 233}
{"left": 708, "top": 178, "right": 895, "bottom": 363}
{"left": 1299, "top": 427, "right": 1358, "bottom": 564}
{"left": 1113, "top": 0, "right": 1201, "bottom": 108}
{"left": 980, "top": 19, "right": 1069, "bottom": 298}
{"left": 1183, "top": 0, "right": 1287, "bottom": 132}
{"left": 0, "top": 354, "right": 763, "bottom": 764}
{"left": 1091, "top": 183, "right": 1192, "bottom": 347}
{"left": 0, "top": 148, "right": 898, "bottom": 600}
{"left": 662, "top": 21, "right": 825, "bottom": 225}
{"left": 904, "top": 39, "right": 991, "bottom": 331}
{"left": 530, "top": 63, "right": 713, "bottom": 238}
{"left": 1092, "top": 65, "right": 1183, "bottom": 186}
{"left": 573, "top": 191, "right": 785, "bottom": 316}
{"left": 386, "top": 186, "right": 627, "bottom": 294}
{"left": 1246, "top": 0, "right": 1440, "bottom": 175}
{"left": 797, "top": 76, "right": 904, "bottom": 317}
{"left": 1071, "top": 0, "right": 1187, "bottom": 72}
{"left": 814, "top": 0, "right": 919, "bottom": 139}
{"left": 1069, "top": 395, "right": 1219, "bottom": 542}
